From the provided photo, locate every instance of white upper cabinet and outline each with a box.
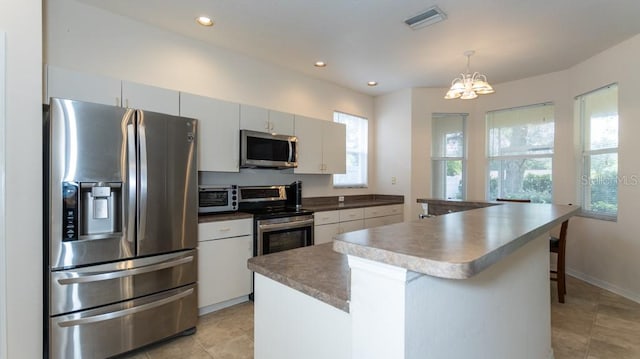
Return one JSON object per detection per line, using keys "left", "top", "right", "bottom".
{"left": 240, "top": 105, "right": 294, "bottom": 135}
{"left": 323, "top": 121, "right": 347, "bottom": 174}
{"left": 121, "top": 80, "right": 179, "bottom": 116}
{"left": 294, "top": 116, "right": 346, "bottom": 174}
{"left": 240, "top": 104, "right": 269, "bottom": 132}
{"left": 268, "top": 110, "right": 295, "bottom": 135}
{"left": 45, "top": 65, "right": 121, "bottom": 106}
{"left": 180, "top": 92, "right": 240, "bottom": 172}
{"left": 294, "top": 115, "right": 324, "bottom": 173}
{"left": 45, "top": 66, "right": 180, "bottom": 117}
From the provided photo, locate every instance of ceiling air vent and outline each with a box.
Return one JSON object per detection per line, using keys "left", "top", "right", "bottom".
{"left": 404, "top": 6, "right": 447, "bottom": 30}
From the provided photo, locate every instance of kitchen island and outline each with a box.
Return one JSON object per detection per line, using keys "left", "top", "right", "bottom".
{"left": 248, "top": 202, "right": 578, "bottom": 359}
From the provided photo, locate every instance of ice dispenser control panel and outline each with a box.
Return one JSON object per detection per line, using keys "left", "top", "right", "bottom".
{"left": 62, "top": 182, "right": 79, "bottom": 241}
{"left": 62, "top": 182, "right": 122, "bottom": 241}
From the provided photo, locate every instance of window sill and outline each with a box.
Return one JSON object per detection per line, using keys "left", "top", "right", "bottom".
{"left": 575, "top": 210, "right": 617, "bottom": 222}
{"left": 333, "top": 185, "right": 368, "bottom": 189}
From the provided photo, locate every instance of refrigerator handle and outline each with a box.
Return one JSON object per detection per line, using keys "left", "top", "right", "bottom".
{"left": 56, "top": 255, "right": 194, "bottom": 285}
{"left": 126, "top": 115, "right": 136, "bottom": 244}
{"left": 138, "top": 111, "right": 148, "bottom": 243}
{"left": 56, "top": 287, "right": 194, "bottom": 327}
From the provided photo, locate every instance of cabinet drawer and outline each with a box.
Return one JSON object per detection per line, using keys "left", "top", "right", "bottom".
{"left": 364, "top": 204, "right": 403, "bottom": 218}
{"left": 339, "top": 219, "right": 364, "bottom": 234}
{"left": 364, "top": 214, "right": 404, "bottom": 229}
{"left": 198, "top": 218, "right": 253, "bottom": 241}
{"left": 339, "top": 208, "right": 364, "bottom": 222}
{"left": 314, "top": 210, "right": 339, "bottom": 225}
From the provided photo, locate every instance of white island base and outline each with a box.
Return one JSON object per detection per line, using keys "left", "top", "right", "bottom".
{"left": 253, "top": 234, "right": 553, "bottom": 359}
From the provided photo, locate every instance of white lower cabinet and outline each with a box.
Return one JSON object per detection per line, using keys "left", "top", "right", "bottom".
{"left": 198, "top": 218, "right": 253, "bottom": 314}
{"left": 314, "top": 205, "right": 404, "bottom": 245}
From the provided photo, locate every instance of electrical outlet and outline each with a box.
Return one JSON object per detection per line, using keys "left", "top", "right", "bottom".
{"left": 338, "top": 196, "right": 345, "bottom": 202}
{"left": 391, "top": 176, "right": 397, "bottom": 185}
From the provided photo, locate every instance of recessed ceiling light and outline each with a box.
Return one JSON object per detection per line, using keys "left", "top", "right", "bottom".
{"left": 314, "top": 61, "right": 327, "bottom": 68}
{"left": 196, "top": 16, "right": 214, "bottom": 27}
{"left": 367, "top": 81, "right": 378, "bottom": 87}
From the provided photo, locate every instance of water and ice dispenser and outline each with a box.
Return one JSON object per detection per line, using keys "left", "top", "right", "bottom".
{"left": 62, "top": 182, "right": 122, "bottom": 241}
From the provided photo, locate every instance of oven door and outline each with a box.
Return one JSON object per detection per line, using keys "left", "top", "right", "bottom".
{"left": 256, "top": 215, "right": 314, "bottom": 255}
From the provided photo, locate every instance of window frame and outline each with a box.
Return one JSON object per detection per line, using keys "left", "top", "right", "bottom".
{"left": 333, "top": 111, "right": 368, "bottom": 188}
{"left": 485, "top": 102, "right": 555, "bottom": 203}
{"left": 577, "top": 83, "right": 619, "bottom": 221}
{"left": 431, "top": 113, "right": 467, "bottom": 200}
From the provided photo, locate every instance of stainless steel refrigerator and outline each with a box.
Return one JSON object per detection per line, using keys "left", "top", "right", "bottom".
{"left": 44, "top": 98, "right": 198, "bottom": 358}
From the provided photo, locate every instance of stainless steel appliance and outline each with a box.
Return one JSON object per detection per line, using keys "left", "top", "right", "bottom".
{"left": 238, "top": 185, "right": 313, "bottom": 256}
{"left": 198, "top": 184, "right": 238, "bottom": 214}
{"left": 44, "top": 98, "right": 198, "bottom": 359}
{"left": 240, "top": 130, "right": 298, "bottom": 169}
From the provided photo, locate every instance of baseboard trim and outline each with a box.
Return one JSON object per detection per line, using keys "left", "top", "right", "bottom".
{"left": 567, "top": 268, "right": 640, "bottom": 304}
{"left": 198, "top": 295, "right": 250, "bottom": 316}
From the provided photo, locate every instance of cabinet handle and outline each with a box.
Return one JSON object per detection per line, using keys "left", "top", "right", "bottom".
{"left": 219, "top": 227, "right": 231, "bottom": 232}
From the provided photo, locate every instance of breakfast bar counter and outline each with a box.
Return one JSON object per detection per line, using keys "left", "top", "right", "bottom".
{"left": 248, "top": 203, "right": 579, "bottom": 359}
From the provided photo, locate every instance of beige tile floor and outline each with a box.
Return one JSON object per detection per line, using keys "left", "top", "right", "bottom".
{"left": 121, "top": 275, "right": 640, "bottom": 359}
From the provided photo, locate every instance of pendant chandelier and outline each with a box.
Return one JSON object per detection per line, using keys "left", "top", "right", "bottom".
{"left": 444, "top": 50, "right": 495, "bottom": 100}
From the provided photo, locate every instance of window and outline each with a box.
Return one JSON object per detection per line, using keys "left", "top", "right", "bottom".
{"left": 487, "top": 103, "right": 555, "bottom": 203}
{"left": 431, "top": 113, "right": 467, "bottom": 199}
{"left": 333, "top": 111, "right": 368, "bottom": 187}
{"left": 578, "top": 84, "right": 618, "bottom": 219}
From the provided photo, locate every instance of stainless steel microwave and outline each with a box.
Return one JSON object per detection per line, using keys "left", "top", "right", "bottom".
{"left": 198, "top": 185, "right": 238, "bottom": 214}
{"left": 240, "top": 130, "right": 298, "bottom": 169}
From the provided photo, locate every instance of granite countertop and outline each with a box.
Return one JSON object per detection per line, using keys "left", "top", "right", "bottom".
{"left": 247, "top": 243, "right": 350, "bottom": 312}
{"left": 198, "top": 212, "right": 253, "bottom": 223}
{"left": 333, "top": 203, "right": 579, "bottom": 279}
{"left": 302, "top": 195, "right": 404, "bottom": 212}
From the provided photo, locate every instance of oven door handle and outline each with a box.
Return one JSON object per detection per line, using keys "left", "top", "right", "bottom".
{"left": 258, "top": 218, "right": 314, "bottom": 232}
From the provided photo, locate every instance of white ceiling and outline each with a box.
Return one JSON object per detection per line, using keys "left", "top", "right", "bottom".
{"left": 75, "top": 0, "right": 640, "bottom": 96}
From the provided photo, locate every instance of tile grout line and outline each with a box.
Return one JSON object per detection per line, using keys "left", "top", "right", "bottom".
{"left": 583, "top": 287, "right": 603, "bottom": 359}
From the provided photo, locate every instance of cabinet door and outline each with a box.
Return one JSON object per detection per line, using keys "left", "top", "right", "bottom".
{"left": 269, "top": 110, "right": 294, "bottom": 135}
{"left": 339, "top": 219, "right": 364, "bottom": 234}
{"left": 240, "top": 104, "right": 269, "bottom": 132}
{"left": 198, "top": 235, "right": 253, "bottom": 309}
{"left": 323, "top": 121, "right": 347, "bottom": 174}
{"left": 180, "top": 93, "right": 240, "bottom": 172}
{"left": 314, "top": 210, "right": 339, "bottom": 225}
{"left": 294, "top": 115, "right": 324, "bottom": 174}
{"left": 45, "top": 65, "right": 121, "bottom": 106}
{"left": 122, "top": 80, "right": 179, "bottom": 116}
{"left": 314, "top": 223, "right": 339, "bottom": 245}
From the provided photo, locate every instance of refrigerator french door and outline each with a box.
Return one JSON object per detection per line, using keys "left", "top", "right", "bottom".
{"left": 44, "top": 98, "right": 198, "bottom": 359}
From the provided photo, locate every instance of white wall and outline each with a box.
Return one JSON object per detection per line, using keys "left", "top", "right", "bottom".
{"left": 45, "top": 0, "right": 376, "bottom": 197}
{"left": 386, "top": 34, "right": 640, "bottom": 302}
{"left": 0, "top": 0, "right": 43, "bottom": 358}
{"left": 373, "top": 89, "right": 412, "bottom": 220}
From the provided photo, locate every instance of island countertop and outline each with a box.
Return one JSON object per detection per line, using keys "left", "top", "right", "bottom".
{"left": 333, "top": 203, "right": 578, "bottom": 279}
{"left": 248, "top": 203, "right": 578, "bottom": 312}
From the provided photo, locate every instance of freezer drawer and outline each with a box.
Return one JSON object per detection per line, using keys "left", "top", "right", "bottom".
{"left": 49, "top": 284, "right": 197, "bottom": 359}
{"left": 50, "top": 249, "right": 197, "bottom": 315}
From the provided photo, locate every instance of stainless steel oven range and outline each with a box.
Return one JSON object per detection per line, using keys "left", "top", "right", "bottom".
{"left": 238, "top": 184, "right": 313, "bottom": 256}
